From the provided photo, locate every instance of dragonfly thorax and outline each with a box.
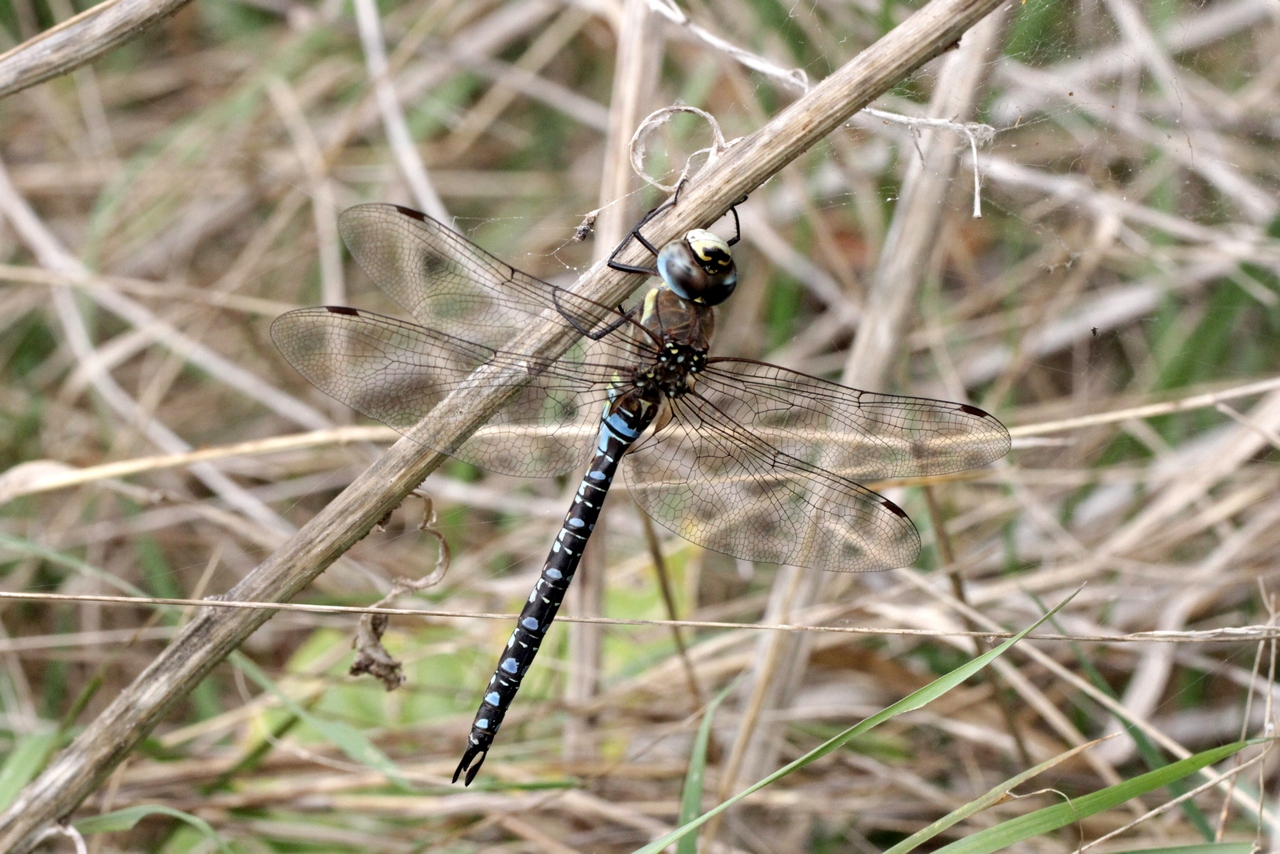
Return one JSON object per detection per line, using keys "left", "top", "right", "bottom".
{"left": 634, "top": 286, "right": 715, "bottom": 399}
{"left": 656, "top": 228, "right": 737, "bottom": 305}
{"left": 631, "top": 341, "right": 707, "bottom": 398}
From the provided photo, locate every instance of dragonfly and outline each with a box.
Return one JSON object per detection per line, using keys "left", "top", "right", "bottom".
{"left": 271, "top": 199, "right": 1010, "bottom": 785}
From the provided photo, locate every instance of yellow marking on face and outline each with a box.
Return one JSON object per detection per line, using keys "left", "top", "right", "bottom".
{"left": 685, "top": 229, "right": 731, "bottom": 267}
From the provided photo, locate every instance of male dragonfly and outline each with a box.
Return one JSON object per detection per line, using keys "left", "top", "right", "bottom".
{"left": 271, "top": 200, "right": 1010, "bottom": 784}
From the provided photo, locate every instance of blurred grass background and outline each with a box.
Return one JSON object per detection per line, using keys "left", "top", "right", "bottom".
{"left": 3, "top": 0, "right": 1280, "bottom": 850}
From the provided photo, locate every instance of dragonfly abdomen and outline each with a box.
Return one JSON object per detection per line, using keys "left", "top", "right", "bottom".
{"left": 453, "top": 388, "right": 659, "bottom": 785}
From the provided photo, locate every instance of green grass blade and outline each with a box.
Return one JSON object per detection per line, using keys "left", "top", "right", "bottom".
{"left": 1028, "top": 591, "right": 1214, "bottom": 839}
{"left": 0, "top": 533, "right": 146, "bottom": 597}
{"left": 676, "top": 677, "right": 740, "bottom": 854}
{"left": 232, "top": 652, "right": 413, "bottom": 790}
{"left": 0, "top": 732, "right": 58, "bottom": 810}
{"left": 883, "top": 737, "right": 1110, "bottom": 854}
{"left": 75, "top": 804, "right": 233, "bottom": 853}
{"left": 631, "top": 590, "right": 1078, "bottom": 854}
{"left": 1105, "top": 845, "right": 1254, "bottom": 854}
{"left": 932, "top": 740, "right": 1261, "bottom": 854}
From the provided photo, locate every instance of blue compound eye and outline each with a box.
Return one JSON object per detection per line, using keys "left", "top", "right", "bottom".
{"left": 656, "top": 229, "right": 738, "bottom": 305}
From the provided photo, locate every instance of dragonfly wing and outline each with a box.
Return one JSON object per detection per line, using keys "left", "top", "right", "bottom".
{"left": 696, "top": 359, "right": 1010, "bottom": 481}
{"left": 622, "top": 396, "right": 921, "bottom": 572}
{"left": 271, "top": 306, "right": 611, "bottom": 477}
{"left": 622, "top": 361, "right": 1011, "bottom": 572}
{"left": 338, "top": 204, "right": 622, "bottom": 347}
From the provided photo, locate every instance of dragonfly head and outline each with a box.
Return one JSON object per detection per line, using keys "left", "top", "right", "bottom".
{"left": 656, "top": 229, "right": 737, "bottom": 305}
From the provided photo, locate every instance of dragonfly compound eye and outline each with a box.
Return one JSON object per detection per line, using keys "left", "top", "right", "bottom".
{"left": 656, "top": 229, "right": 738, "bottom": 305}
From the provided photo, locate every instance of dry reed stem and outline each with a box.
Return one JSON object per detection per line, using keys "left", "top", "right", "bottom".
{"left": 351, "top": 0, "right": 449, "bottom": 222}
{"left": 0, "top": 0, "right": 192, "bottom": 98}
{"left": 11, "top": 588, "right": 1280, "bottom": 645}
{"left": 0, "top": 160, "right": 299, "bottom": 535}
{"left": 562, "top": 0, "right": 662, "bottom": 764}
{"left": 720, "top": 8, "right": 1015, "bottom": 800}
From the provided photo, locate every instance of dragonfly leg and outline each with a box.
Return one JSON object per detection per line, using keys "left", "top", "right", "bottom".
{"left": 726, "top": 196, "right": 746, "bottom": 246}
{"left": 551, "top": 288, "right": 637, "bottom": 340}
{"left": 607, "top": 258, "right": 659, "bottom": 276}
{"left": 606, "top": 184, "right": 686, "bottom": 273}
{"left": 608, "top": 185, "right": 749, "bottom": 268}
{"left": 585, "top": 305, "right": 639, "bottom": 340}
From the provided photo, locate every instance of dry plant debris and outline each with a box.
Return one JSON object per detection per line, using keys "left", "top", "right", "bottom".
{"left": 1, "top": 0, "right": 1279, "bottom": 851}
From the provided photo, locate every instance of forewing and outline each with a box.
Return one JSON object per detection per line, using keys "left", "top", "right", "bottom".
{"left": 622, "top": 395, "right": 921, "bottom": 572}
{"left": 696, "top": 359, "right": 1010, "bottom": 481}
{"left": 337, "top": 204, "right": 620, "bottom": 348}
{"left": 271, "top": 307, "right": 612, "bottom": 477}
